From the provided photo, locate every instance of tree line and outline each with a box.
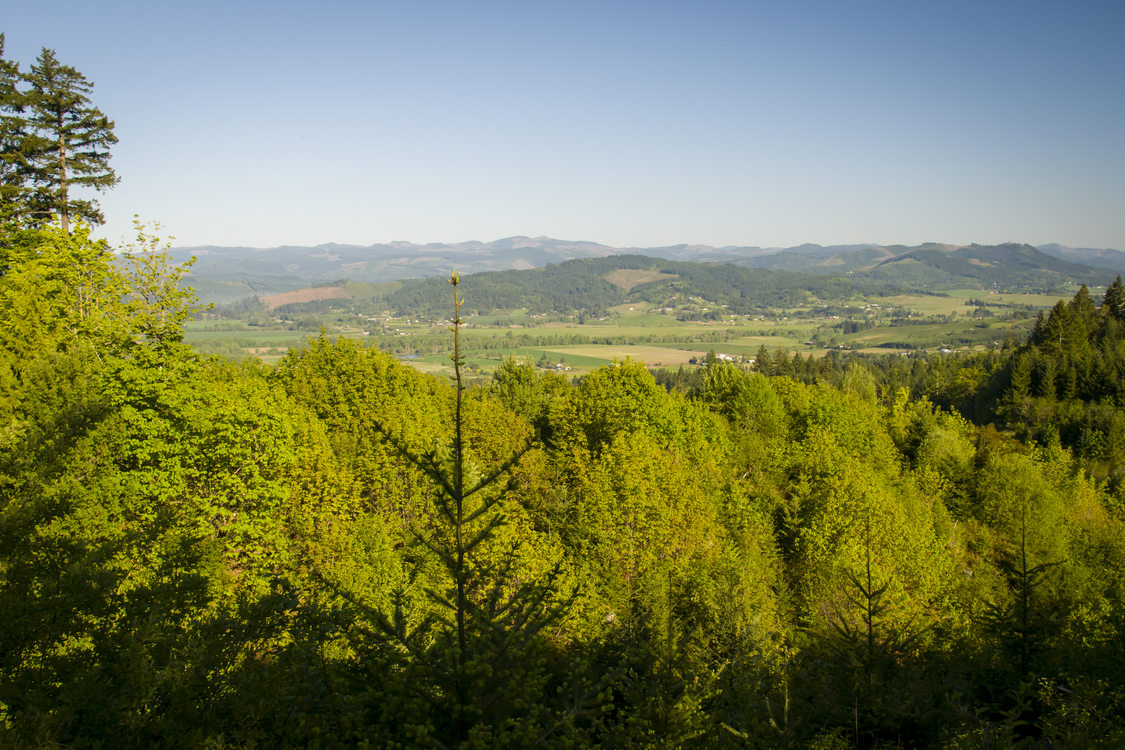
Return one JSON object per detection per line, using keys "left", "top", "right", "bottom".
{"left": 789, "top": 281, "right": 1125, "bottom": 490}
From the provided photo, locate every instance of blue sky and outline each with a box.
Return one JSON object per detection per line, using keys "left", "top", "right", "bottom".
{"left": 4, "top": 0, "right": 1123, "bottom": 250}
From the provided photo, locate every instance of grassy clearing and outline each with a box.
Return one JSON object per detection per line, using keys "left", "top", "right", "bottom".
{"left": 840, "top": 318, "right": 1033, "bottom": 350}
{"left": 886, "top": 290, "right": 1068, "bottom": 316}
{"left": 184, "top": 329, "right": 318, "bottom": 342}
{"left": 469, "top": 309, "right": 537, "bottom": 325}
{"left": 186, "top": 319, "right": 246, "bottom": 330}
{"left": 605, "top": 269, "right": 675, "bottom": 291}
{"left": 541, "top": 345, "right": 706, "bottom": 366}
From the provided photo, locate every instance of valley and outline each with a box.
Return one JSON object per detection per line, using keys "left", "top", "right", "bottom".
{"left": 181, "top": 241, "right": 1115, "bottom": 374}
{"left": 187, "top": 285, "right": 1053, "bottom": 376}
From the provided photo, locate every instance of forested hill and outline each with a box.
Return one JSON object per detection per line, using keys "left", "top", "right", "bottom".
{"left": 376, "top": 255, "right": 902, "bottom": 316}
{"left": 176, "top": 237, "right": 1121, "bottom": 304}
{"left": 343, "top": 245, "right": 1110, "bottom": 317}
{"left": 864, "top": 243, "right": 1114, "bottom": 290}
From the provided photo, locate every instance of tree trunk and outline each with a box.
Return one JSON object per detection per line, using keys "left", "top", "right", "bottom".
{"left": 57, "top": 114, "right": 68, "bottom": 233}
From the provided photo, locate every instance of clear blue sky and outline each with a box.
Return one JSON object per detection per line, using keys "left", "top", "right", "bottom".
{"left": 4, "top": 0, "right": 1123, "bottom": 250}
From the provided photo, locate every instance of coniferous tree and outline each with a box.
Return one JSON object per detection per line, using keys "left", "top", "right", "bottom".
{"left": 0, "top": 35, "right": 28, "bottom": 224}
{"left": 1031, "top": 301, "right": 1073, "bottom": 355}
{"left": 1034, "top": 355, "right": 1057, "bottom": 400}
{"left": 1007, "top": 352, "right": 1032, "bottom": 402}
{"left": 755, "top": 344, "right": 771, "bottom": 374}
{"left": 1103, "top": 275, "right": 1125, "bottom": 323}
{"left": 1069, "top": 283, "right": 1097, "bottom": 322}
{"left": 365, "top": 272, "right": 580, "bottom": 746}
{"left": 20, "top": 47, "right": 117, "bottom": 232}
{"left": 825, "top": 516, "right": 929, "bottom": 747}
{"left": 984, "top": 496, "right": 1061, "bottom": 687}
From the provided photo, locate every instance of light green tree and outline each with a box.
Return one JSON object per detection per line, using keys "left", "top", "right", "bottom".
{"left": 0, "top": 223, "right": 126, "bottom": 350}
{"left": 119, "top": 218, "right": 207, "bottom": 355}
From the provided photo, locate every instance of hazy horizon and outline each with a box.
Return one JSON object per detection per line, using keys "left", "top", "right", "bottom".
{"left": 168, "top": 236, "right": 1119, "bottom": 254}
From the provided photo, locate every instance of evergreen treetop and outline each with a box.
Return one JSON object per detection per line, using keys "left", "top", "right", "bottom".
{"left": 0, "top": 35, "right": 28, "bottom": 224}
{"left": 16, "top": 46, "right": 118, "bottom": 232}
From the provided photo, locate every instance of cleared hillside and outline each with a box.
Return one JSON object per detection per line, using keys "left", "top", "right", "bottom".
{"left": 261, "top": 286, "right": 351, "bottom": 309}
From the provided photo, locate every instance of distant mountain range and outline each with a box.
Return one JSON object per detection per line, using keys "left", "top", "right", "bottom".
{"left": 170, "top": 237, "right": 1124, "bottom": 304}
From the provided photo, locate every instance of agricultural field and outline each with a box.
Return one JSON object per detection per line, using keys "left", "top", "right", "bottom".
{"left": 185, "top": 288, "right": 1060, "bottom": 374}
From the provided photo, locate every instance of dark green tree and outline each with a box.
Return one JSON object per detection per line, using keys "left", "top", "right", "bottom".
{"left": 21, "top": 47, "right": 118, "bottom": 232}
{"left": 1034, "top": 354, "right": 1057, "bottom": 400}
{"left": 365, "top": 272, "right": 581, "bottom": 746}
{"left": 0, "top": 34, "right": 28, "bottom": 224}
{"left": 985, "top": 506, "right": 1060, "bottom": 685}
{"left": 825, "top": 516, "right": 929, "bottom": 747}
{"left": 1030, "top": 301, "right": 1074, "bottom": 355}
{"left": 755, "top": 344, "right": 771, "bottom": 374}
{"left": 1068, "top": 283, "right": 1097, "bottom": 322}
{"left": 1001, "top": 352, "right": 1033, "bottom": 426}
{"left": 1102, "top": 275, "right": 1125, "bottom": 323}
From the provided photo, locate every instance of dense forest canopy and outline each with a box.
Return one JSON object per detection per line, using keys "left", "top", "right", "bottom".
{"left": 2, "top": 214, "right": 1125, "bottom": 748}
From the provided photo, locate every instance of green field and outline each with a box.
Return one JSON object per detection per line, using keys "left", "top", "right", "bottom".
{"left": 185, "top": 287, "right": 1069, "bottom": 375}
{"left": 886, "top": 290, "right": 1064, "bottom": 315}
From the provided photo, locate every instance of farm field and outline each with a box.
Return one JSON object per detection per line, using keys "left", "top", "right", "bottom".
{"left": 540, "top": 344, "right": 705, "bottom": 366}
{"left": 413, "top": 344, "right": 713, "bottom": 376}
{"left": 884, "top": 290, "right": 1065, "bottom": 315}
{"left": 185, "top": 286, "right": 1063, "bottom": 375}
{"left": 837, "top": 319, "right": 1033, "bottom": 350}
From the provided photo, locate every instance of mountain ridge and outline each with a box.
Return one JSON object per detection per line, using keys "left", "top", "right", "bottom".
{"left": 171, "top": 236, "right": 1124, "bottom": 304}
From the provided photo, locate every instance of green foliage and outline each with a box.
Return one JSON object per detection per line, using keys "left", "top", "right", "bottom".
{"left": 120, "top": 218, "right": 209, "bottom": 353}
{"left": 983, "top": 281, "right": 1125, "bottom": 481}
{"left": 490, "top": 355, "right": 569, "bottom": 440}
{"left": 3, "top": 248, "right": 1125, "bottom": 748}
{"left": 0, "top": 253, "right": 302, "bottom": 745}
{"left": 326, "top": 273, "right": 583, "bottom": 747}
{"left": 552, "top": 360, "right": 685, "bottom": 455}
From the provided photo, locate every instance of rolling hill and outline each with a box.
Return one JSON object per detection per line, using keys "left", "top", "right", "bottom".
{"left": 271, "top": 256, "right": 905, "bottom": 318}
{"left": 173, "top": 236, "right": 1122, "bottom": 305}
{"left": 862, "top": 243, "right": 1115, "bottom": 290}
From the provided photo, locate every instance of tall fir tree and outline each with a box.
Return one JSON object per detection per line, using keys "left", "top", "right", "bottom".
{"left": 0, "top": 34, "right": 28, "bottom": 224}
{"left": 362, "top": 272, "right": 581, "bottom": 745}
{"left": 755, "top": 343, "right": 771, "bottom": 375}
{"left": 21, "top": 47, "right": 117, "bottom": 232}
{"left": 1102, "top": 275, "right": 1125, "bottom": 323}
